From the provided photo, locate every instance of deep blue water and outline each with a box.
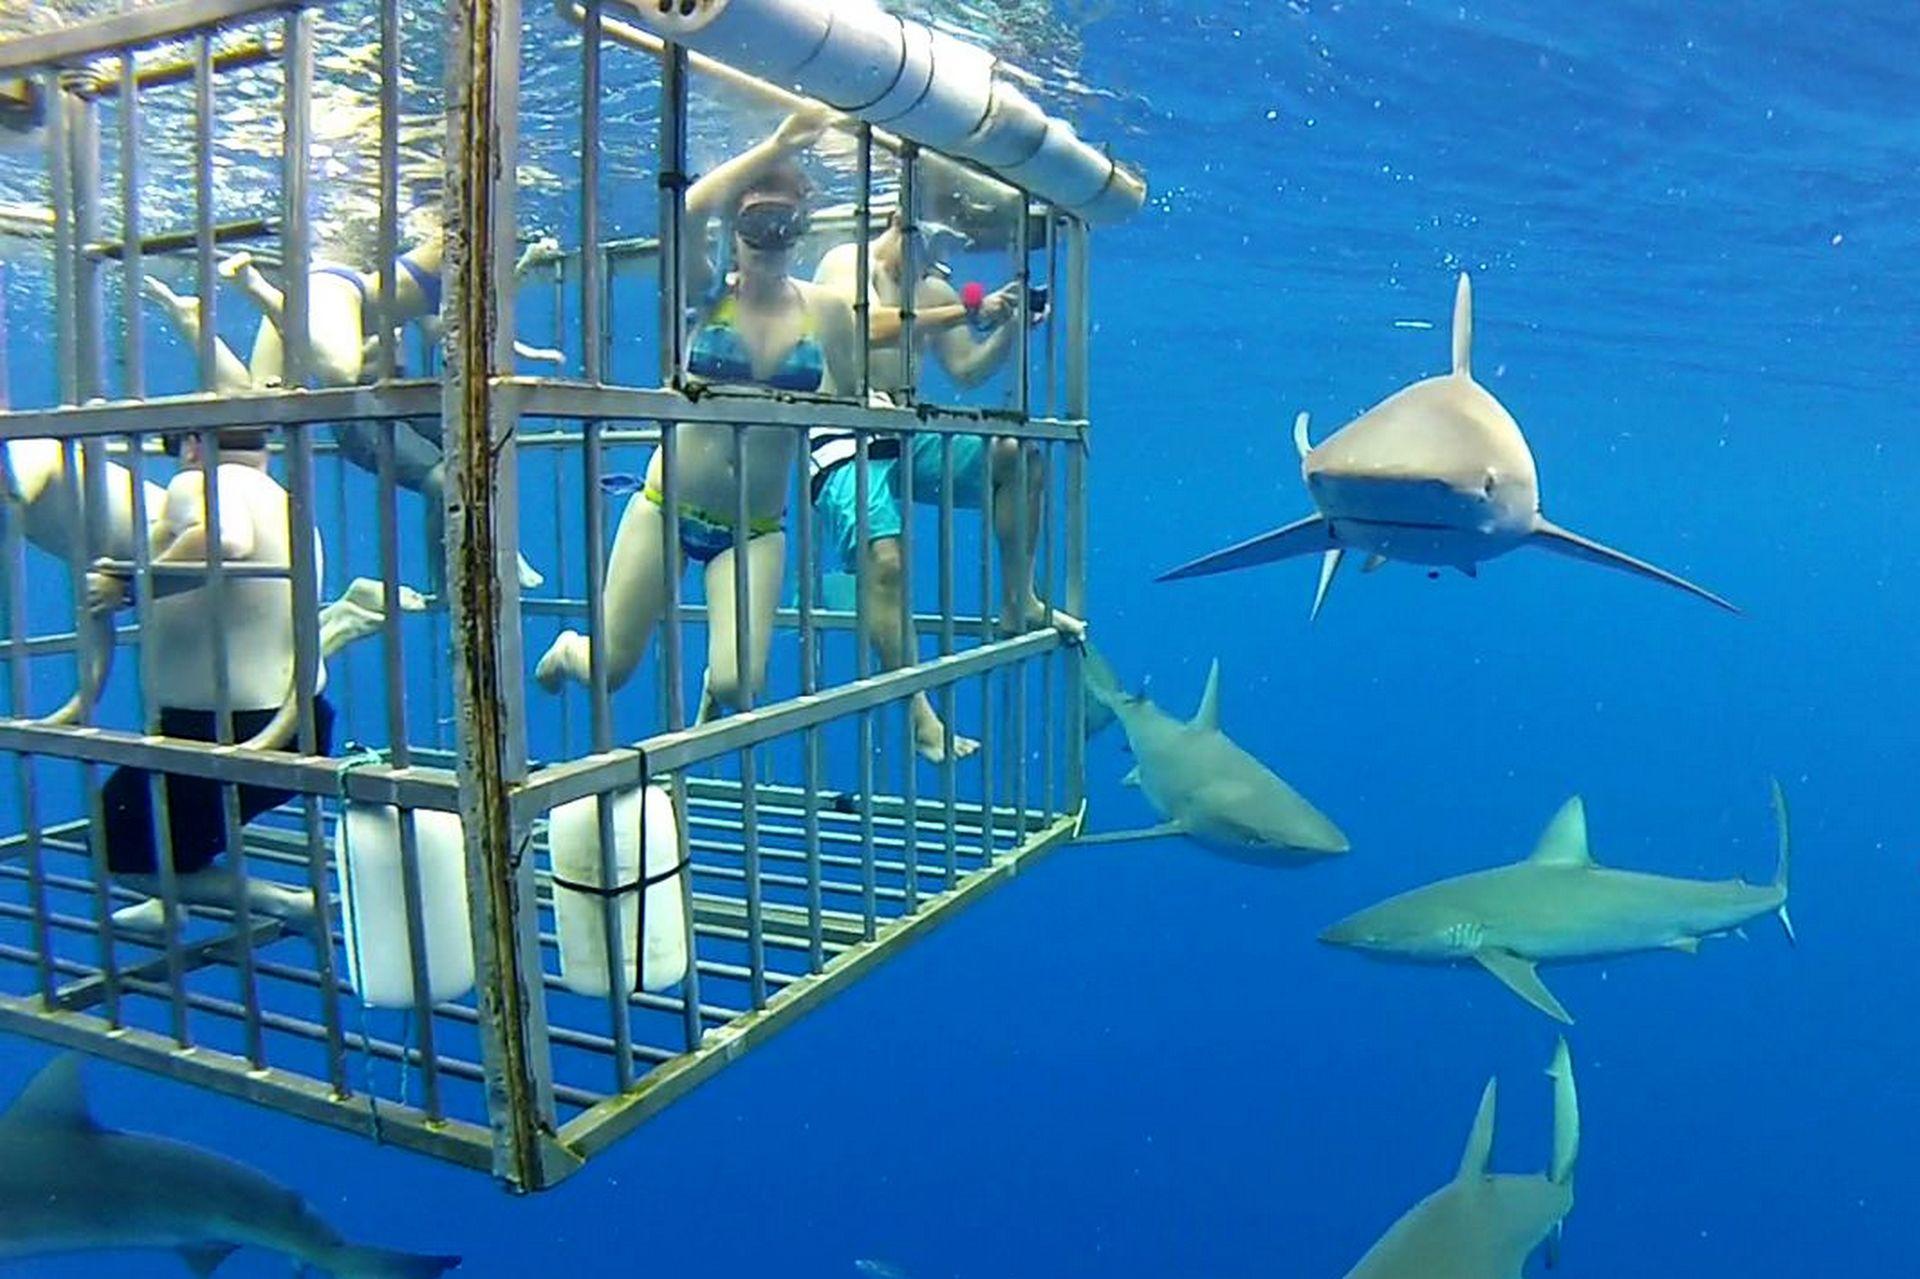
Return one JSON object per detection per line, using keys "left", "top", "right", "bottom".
{"left": 5, "top": 1, "right": 1920, "bottom": 1276}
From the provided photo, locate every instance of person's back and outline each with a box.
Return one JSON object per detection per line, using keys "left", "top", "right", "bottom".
{"left": 148, "top": 461, "right": 323, "bottom": 713}
{"left": 813, "top": 240, "right": 909, "bottom": 394}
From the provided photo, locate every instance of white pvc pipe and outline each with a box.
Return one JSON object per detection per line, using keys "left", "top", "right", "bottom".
{"left": 618, "top": 0, "right": 1144, "bottom": 224}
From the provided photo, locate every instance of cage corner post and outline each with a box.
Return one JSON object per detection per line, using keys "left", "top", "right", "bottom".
{"left": 442, "top": 0, "right": 579, "bottom": 1193}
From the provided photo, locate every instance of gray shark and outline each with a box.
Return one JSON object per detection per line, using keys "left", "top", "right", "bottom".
{"left": 0, "top": 1055, "right": 459, "bottom": 1277}
{"left": 1342, "top": 1038, "right": 1578, "bottom": 1279}
{"left": 1321, "top": 783, "right": 1793, "bottom": 1023}
{"left": 1157, "top": 273, "right": 1735, "bottom": 618}
{"left": 1077, "top": 645, "right": 1348, "bottom": 861}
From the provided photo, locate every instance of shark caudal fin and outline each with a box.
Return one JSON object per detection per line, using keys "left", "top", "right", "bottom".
{"left": 1157, "top": 515, "right": 1334, "bottom": 583}
{"left": 1770, "top": 778, "right": 1795, "bottom": 946}
{"left": 1451, "top": 272, "right": 1473, "bottom": 377}
{"left": 1080, "top": 642, "right": 1125, "bottom": 710}
{"left": 1527, "top": 519, "right": 1739, "bottom": 614}
{"left": 320, "top": 1244, "right": 461, "bottom": 1278}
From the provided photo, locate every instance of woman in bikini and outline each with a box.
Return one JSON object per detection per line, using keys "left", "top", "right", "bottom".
{"left": 534, "top": 109, "right": 860, "bottom": 715}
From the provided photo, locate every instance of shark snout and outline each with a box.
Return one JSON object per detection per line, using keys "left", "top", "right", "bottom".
{"left": 1318, "top": 915, "right": 1370, "bottom": 948}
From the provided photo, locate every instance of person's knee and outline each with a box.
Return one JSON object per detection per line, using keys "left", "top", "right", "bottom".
{"left": 863, "top": 538, "right": 905, "bottom": 597}
{"left": 705, "top": 654, "right": 767, "bottom": 711}
{"left": 989, "top": 438, "right": 1041, "bottom": 488}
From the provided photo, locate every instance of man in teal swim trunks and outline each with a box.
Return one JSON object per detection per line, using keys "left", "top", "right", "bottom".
{"left": 811, "top": 166, "right": 1084, "bottom": 763}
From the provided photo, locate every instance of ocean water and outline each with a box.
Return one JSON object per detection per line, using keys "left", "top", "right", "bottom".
{"left": 3, "top": 1, "right": 1917, "bottom": 1276}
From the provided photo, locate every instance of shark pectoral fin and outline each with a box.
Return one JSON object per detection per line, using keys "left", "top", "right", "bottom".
{"left": 177, "top": 1244, "right": 238, "bottom": 1278}
{"left": 1474, "top": 949, "right": 1573, "bottom": 1024}
{"left": 1664, "top": 936, "right": 1701, "bottom": 954}
{"left": 1527, "top": 519, "right": 1739, "bottom": 613}
{"left": 1156, "top": 515, "right": 1332, "bottom": 583}
{"left": 1075, "top": 821, "right": 1184, "bottom": 847}
{"left": 1361, "top": 554, "right": 1387, "bottom": 574}
{"left": 1120, "top": 765, "right": 1141, "bottom": 787}
{"left": 1310, "top": 548, "right": 1345, "bottom": 621}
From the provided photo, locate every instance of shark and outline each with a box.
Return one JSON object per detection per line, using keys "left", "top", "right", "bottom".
{"left": 1320, "top": 782, "right": 1793, "bottom": 1023}
{"left": 1342, "top": 1038, "right": 1578, "bottom": 1279}
{"left": 1076, "top": 645, "right": 1349, "bottom": 862}
{"left": 0, "top": 1054, "right": 460, "bottom": 1277}
{"left": 1157, "top": 272, "right": 1736, "bottom": 619}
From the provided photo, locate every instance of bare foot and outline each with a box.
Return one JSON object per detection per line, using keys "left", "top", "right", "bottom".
{"left": 111, "top": 897, "right": 171, "bottom": 934}
{"left": 535, "top": 629, "right": 583, "bottom": 692}
{"left": 215, "top": 250, "right": 256, "bottom": 283}
{"left": 1003, "top": 594, "right": 1085, "bottom": 643}
{"left": 140, "top": 274, "right": 196, "bottom": 323}
{"left": 248, "top": 881, "right": 322, "bottom": 938}
{"left": 912, "top": 697, "right": 979, "bottom": 764}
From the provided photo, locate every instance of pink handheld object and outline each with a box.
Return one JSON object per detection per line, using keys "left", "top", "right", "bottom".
{"left": 960, "top": 280, "right": 986, "bottom": 311}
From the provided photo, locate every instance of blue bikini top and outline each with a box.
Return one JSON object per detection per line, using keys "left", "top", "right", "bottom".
{"left": 686, "top": 284, "right": 825, "bottom": 393}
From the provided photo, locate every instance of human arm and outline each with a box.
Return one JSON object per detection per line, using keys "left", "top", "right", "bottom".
{"left": 926, "top": 278, "right": 1023, "bottom": 389}
{"left": 681, "top": 107, "right": 832, "bottom": 298}
{"left": 89, "top": 472, "right": 265, "bottom": 610}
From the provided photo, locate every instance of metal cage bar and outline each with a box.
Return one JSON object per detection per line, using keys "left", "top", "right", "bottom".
{"left": 0, "top": 0, "right": 1101, "bottom": 1195}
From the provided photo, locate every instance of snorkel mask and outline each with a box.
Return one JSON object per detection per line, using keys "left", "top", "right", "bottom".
{"left": 734, "top": 198, "right": 809, "bottom": 253}
{"left": 908, "top": 219, "right": 973, "bottom": 266}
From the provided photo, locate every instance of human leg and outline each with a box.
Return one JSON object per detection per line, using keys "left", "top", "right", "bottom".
{"left": 140, "top": 276, "right": 253, "bottom": 393}
{"left": 989, "top": 436, "right": 1083, "bottom": 640}
{"left": 702, "top": 530, "right": 785, "bottom": 714}
{"left": 536, "top": 488, "right": 671, "bottom": 691}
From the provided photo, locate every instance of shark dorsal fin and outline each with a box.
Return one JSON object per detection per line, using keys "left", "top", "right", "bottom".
{"left": 1292, "top": 410, "right": 1312, "bottom": 459}
{"left": 1450, "top": 272, "right": 1473, "bottom": 377}
{"left": 1527, "top": 797, "right": 1593, "bottom": 868}
{"left": 1457, "top": 1077, "right": 1498, "bottom": 1180}
{"left": 2, "top": 1054, "right": 96, "bottom": 1132}
{"left": 1191, "top": 660, "right": 1222, "bottom": 732}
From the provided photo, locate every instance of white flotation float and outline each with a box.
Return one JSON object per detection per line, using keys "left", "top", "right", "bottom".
{"left": 616, "top": 0, "right": 1145, "bottom": 224}
{"left": 549, "top": 784, "right": 689, "bottom": 996}
{"left": 336, "top": 804, "right": 476, "bottom": 1008}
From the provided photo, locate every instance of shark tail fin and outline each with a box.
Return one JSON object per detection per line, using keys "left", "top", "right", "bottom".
{"left": 1451, "top": 272, "right": 1473, "bottom": 377}
{"left": 321, "top": 1245, "right": 461, "bottom": 1278}
{"left": 1770, "top": 778, "right": 1795, "bottom": 946}
{"left": 1080, "top": 642, "right": 1123, "bottom": 709}
{"left": 1156, "top": 515, "right": 1333, "bottom": 583}
{"left": 1527, "top": 519, "right": 1740, "bottom": 614}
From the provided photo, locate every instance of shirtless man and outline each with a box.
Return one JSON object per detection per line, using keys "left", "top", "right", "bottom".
{"left": 811, "top": 195, "right": 1083, "bottom": 762}
{"left": 88, "top": 428, "right": 333, "bottom": 931}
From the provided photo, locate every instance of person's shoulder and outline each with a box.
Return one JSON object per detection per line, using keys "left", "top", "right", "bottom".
{"left": 795, "top": 277, "right": 853, "bottom": 323}
{"left": 915, "top": 271, "right": 960, "bottom": 305}
{"left": 811, "top": 241, "right": 858, "bottom": 284}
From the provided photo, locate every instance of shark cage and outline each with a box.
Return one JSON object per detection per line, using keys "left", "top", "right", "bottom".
{"left": 0, "top": 0, "right": 1142, "bottom": 1188}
